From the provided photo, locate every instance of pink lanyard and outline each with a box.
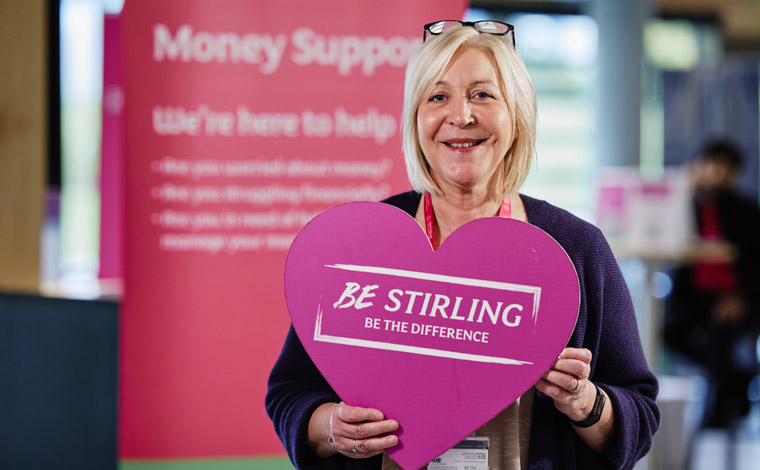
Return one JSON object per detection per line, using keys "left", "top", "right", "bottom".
{"left": 423, "top": 192, "right": 511, "bottom": 250}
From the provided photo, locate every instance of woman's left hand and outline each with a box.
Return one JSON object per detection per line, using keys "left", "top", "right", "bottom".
{"left": 535, "top": 347, "right": 595, "bottom": 422}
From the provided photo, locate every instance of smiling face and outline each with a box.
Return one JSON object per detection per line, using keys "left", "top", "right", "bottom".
{"left": 416, "top": 46, "right": 514, "bottom": 196}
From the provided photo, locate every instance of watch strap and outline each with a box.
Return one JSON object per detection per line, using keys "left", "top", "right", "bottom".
{"left": 571, "top": 383, "right": 605, "bottom": 428}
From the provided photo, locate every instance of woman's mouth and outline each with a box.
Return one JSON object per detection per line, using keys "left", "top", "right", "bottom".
{"left": 444, "top": 139, "right": 485, "bottom": 148}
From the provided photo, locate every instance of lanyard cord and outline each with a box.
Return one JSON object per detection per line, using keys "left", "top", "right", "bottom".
{"left": 424, "top": 192, "right": 511, "bottom": 250}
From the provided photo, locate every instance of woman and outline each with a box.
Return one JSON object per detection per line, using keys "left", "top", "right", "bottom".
{"left": 266, "top": 20, "right": 659, "bottom": 469}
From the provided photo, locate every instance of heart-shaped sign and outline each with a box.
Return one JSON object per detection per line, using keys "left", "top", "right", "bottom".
{"left": 285, "top": 202, "right": 579, "bottom": 470}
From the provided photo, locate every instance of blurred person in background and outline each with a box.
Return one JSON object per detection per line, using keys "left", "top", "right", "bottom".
{"left": 664, "top": 139, "right": 760, "bottom": 428}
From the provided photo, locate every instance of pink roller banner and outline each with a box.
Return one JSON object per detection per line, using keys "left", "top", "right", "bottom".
{"left": 119, "top": 0, "right": 467, "bottom": 467}
{"left": 100, "top": 14, "right": 123, "bottom": 281}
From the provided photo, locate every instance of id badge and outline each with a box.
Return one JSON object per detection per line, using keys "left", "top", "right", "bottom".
{"left": 428, "top": 437, "right": 489, "bottom": 470}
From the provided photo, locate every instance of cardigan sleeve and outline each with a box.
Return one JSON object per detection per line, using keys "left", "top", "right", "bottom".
{"left": 265, "top": 325, "right": 344, "bottom": 469}
{"left": 266, "top": 326, "right": 384, "bottom": 470}
{"left": 573, "top": 224, "right": 660, "bottom": 469}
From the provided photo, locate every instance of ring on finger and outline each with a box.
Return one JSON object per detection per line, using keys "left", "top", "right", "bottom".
{"left": 569, "top": 381, "right": 581, "bottom": 393}
{"left": 352, "top": 439, "right": 358, "bottom": 453}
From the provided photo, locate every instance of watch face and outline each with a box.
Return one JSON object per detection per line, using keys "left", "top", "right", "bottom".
{"left": 595, "top": 389, "right": 606, "bottom": 416}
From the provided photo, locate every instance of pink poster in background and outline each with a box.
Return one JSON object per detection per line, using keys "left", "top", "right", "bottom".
{"left": 100, "top": 14, "right": 123, "bottom": 280}
{"left": 120, "top": 0, "right": 468, "bottom": 461}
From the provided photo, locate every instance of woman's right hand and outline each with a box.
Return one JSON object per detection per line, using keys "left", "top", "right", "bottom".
{"left": 308, "top": 402, "right": 399, "bottom": 459}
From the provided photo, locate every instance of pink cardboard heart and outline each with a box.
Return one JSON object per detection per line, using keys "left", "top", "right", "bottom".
{"left": 285, "top": 202, "right": 579, "bottom": 470}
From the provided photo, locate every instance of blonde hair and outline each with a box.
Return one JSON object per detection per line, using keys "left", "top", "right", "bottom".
{"left": 402, "top": 26, "right": 537, "bottom": 195}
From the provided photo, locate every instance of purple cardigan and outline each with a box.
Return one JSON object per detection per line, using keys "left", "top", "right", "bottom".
{"left": 266, "top": 191, "right": 659, "bottom": 470}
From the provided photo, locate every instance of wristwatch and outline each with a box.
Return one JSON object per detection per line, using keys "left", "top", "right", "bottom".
{"left": 571, "top": 383, "right": 606, "bottom": 428}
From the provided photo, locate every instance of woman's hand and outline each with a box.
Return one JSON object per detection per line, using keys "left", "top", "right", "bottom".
{"left": 535, "top": 348, "right": 594, "bottom": 421}
{"left": 535, "top": 347, "right": 614, "bottom": 452}
{"left": 308, "top": 402, "right": 399, "bottom": 460}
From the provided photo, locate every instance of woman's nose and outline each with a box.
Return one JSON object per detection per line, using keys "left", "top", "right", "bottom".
{"left": 446, "top": 96, "right": 474, "bottom": 127}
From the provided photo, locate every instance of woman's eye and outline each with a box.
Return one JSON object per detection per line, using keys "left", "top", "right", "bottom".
{"left": 429, "top": 94, "right": 446, "bottom": 102}
{"left": 474, "top": 91, "right": 494, "bottom": 99}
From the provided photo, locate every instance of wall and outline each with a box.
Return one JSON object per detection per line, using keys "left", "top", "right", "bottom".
{"left": 0, "top": 1, "right": 47, "bottom": 293}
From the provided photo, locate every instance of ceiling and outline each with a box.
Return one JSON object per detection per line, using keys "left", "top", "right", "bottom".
{"left": 660, "top": 0, "right": 760, "bottom": 51}
{"left": 472, "top": 0, "right": 760, "bottom": 52}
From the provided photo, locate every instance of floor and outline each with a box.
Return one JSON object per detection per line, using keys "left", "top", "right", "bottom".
{"left": 690, "top": 404, "right": 760, "bottom": 470}
{"left": 644, "top": 372, "right": 760, "bottom": 470}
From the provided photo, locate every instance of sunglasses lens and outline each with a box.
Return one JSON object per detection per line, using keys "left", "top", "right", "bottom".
{"left": 427, "top": 20, "right": 462, "bottom": 35}
{"left": 474, "top": 21, "right": 510, "bottom": 35}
